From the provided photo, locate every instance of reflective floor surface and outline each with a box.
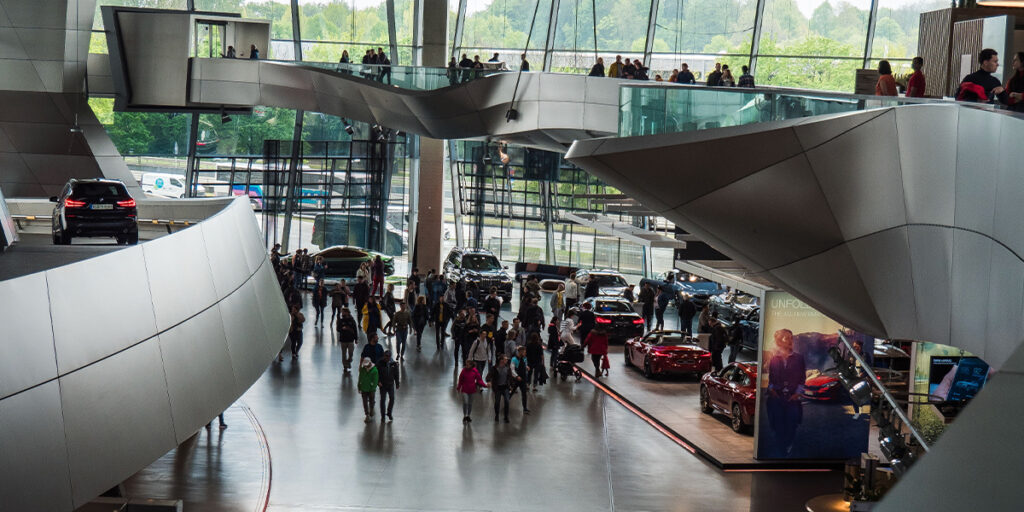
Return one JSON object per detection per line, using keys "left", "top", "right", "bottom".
{"left": 119, "top": 298, "right": 842, "bottom": 512}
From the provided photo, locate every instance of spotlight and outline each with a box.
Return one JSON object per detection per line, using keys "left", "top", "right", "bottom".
{"left": 343, "top": 118, "right": 354, "bottom": 135}
{"left": 220, "top": 112, "right": 232, "bottom": 124}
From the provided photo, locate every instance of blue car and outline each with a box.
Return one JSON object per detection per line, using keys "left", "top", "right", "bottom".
{"left": 639, "top": 270, "right": 724, "bottom": 309}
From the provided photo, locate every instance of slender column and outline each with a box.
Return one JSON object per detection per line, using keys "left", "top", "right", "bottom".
{"left": 447, "top": 140, "right": 465, "bottom": 248}
{"left": 642, "top": 0, "right": 660, "bottom": 68}
{"left": 412, "top": 0, "right": 423, "bottom": 65}
{"left": 280, "top": 111, "right": 304, "bottom": 253}
{"left": 386, "top": 0, "right": 399, "bottom": 65}
{"left": 290, "top": 0, "right": 302, "bottom": 60}
{"left": 749, "top": 0, "right": 767, "bottom": 75}
{"left": 542, "top": 0, "right": 560, "bottom": 71}
{"left": 184, "top": 113, "right": 199, "bottom": 197}
{"left": 451, "top": 0, "right": 467, "bottom": 60}
{"left": 862, "top": 0, "right": 880, "bottom": 69}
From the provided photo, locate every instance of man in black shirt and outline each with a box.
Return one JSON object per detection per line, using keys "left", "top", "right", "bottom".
{"left": 676, "top": 63, "right": 696, "bottom": 84}
{"left": 577, "top": 302, "right": 596, "bottom": 345}
{"left": 706, "top": 62, "right": 723, "bottom": 86}
{"left": 520, "top": 53, "right": 530, "bottom": 71}
{"left": 959, "top": 48, "right": 1007, "bottom": 104}
{"left": 483, "top": 287, "right": 502, "bottom": 318}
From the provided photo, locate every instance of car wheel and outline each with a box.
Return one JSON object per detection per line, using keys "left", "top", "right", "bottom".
{"left": 700, "top": 386, "right": 713, "bottom": 414}
{"left": 115, "top": 235, "right": 126, "bottom": 245}
{"left": 731, "top": 403, "right": 745, "bottom": 433}
{"left": 59, "top": 230, "right": 71, "bottom": 245}
{"left": 128, "top": 232, "right": 139, "bottom": 245}
{"left": 643, "top": 357, "right": 653, "bottom": 379}
{"left": 624, "top": 347, "right": 632, "bottom": 367}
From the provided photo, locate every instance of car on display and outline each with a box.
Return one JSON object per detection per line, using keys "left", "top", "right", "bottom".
{"left": 284, "top": 245, "right": 394, "bottom": 278}
{"left": 443, "top": 247, "right": 514, "bottom": 301}
{"left": 802, "top": 368, "right": 845, "bottom": 402}
{"left": 640, "top": 270, "right": 725, "bottom": 308}
{"left": 50, "top": 179, "right": 139, "bottom": 245}
{"left": 708, "top": 290, "right": 760, "bottom": 322}
{"left": 580, "top": 296, "right": 645, "bottom": 341}
{"left": 575, "top": 269, "right": 629, "bottom": 297}
{"left": 624, "top": 330, "right": 712, "bottom": 378}
{"left": 700, "top": 362, "right": 758, "bottom": 433}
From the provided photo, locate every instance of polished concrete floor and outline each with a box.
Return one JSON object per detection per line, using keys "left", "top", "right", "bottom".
{"left": 0, "top": 233, "right": 159, "bottom": 281}
{"left": 118, "top": 296, "right": 842, "bottom": 512}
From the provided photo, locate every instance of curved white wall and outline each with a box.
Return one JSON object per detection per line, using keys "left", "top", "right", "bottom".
{"left": 0, "top": 197, "right": 289, "bottom": 511}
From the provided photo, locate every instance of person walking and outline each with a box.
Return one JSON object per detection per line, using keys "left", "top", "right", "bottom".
{"left": 412, "top": 295, "right": 429, "bottom": 351}
{"left": 312, "top": 280, "right": 328, "bottom": 326}
{"left": 698, "top": 305, "right": 712, "bottom": 334}
{"left": 588, "top": 57, "right": 605, "bottom": 77}
{"left": 382, "top": 283, "right": 397, "bottom": 328}
{"left": 708, "top": 313, "right": 728, "bottom": 371}
{"left": 371, "top": 256, "right": 385, "bottom": 297}
{"left": 456, "top": 361, "right": 487, "bottom": 423}
{"left": 638, "top": 282, "right": 655, "bottom": 329}
{"left": 377, "top": 350, "right": 399, "bottom": 422}
{"left": 503, "top": 327, "right": 520, "bottom": 360}
{"left": 547, "top": 314, "right": 563, "bottom": 372}
{"left": 451, "top": 308, "right": 468, "bottom": 359}
{"left": 550, "top": 283, "right": 565, "bottom": 321}
{"left": 564, "top": 272, "right": 579, "bottom": 310}
{"left": 354, "top": 275, "right": 370, "bottom": 325}
{"left": 362, "top": 296, "right": 384, "bottom": 339}
{"left": 486, "top": 355, "right": 513, "bottom": 422}
{"left": 337, "top": 307, "right": 358, "bottom": 372}
{"left": 483, "top": 287, "right": 502, "bottom": 319}
{"left": 728, "top": 319, "right": 745, "bottom": 364}
{"left": 361, "top": 333, "right": 385, "bottom": 365}
{"left": 467, "top": 330, "right": 492, "bottom": 374}
{"left": 583, "top": 326, "right": 609, "bottom": 378}
{"left": 330, "top": 280, "right": 349, "bottom": 324}
{"left": 510, "top": 346, "right": 530, "bottom": 414}
{"left": 655, "top": 287, "right": 670, "bottom": 331}
{"left": 461, "top": 313, "right": 481, "bottom": 365}
{"left": 577, "top": 301, "right": 596, "bottom": 345}
{"left": 288, "top": 304, "right": 305, "bottom": 360}
{"left": 525, "top": 332, "right": 545, "bottom": 391}
{"left": 678, "top": 295, "right": 697, "bottom": 336}
{"left": 560, "top": 311, "right": 579, "bottom": 347}
{"left": 391, "top": 301, "right": 411, "bottom": 360}
{"left": 358, "top": 357, "right": 379, "bottom": 422}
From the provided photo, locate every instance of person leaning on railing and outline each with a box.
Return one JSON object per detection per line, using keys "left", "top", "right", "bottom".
{"left": 875, "top": 60, "right": 898, "bottom": 96}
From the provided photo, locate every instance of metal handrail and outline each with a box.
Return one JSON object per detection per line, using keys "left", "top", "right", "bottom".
{"left": 838, "top": 331, "right": 930, "bottom": 452}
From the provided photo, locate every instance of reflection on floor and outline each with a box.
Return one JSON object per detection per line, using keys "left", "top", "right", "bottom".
{"left": 117, "top": 297, "right": 841, "bottom": 512}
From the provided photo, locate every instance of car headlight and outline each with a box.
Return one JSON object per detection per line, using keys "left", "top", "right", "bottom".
{"left": 466, "top": 274, "right": 481, "bottom": 281}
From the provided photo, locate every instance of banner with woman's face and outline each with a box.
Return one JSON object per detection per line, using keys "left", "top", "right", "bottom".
{"left": 754, "top": 291, "right": 873, "bottom": 460}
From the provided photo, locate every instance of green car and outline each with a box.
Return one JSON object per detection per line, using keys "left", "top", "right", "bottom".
{"left": 311, "top": 245, "right": 395, "bottom": 278}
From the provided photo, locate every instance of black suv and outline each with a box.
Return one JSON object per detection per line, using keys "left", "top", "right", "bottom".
{"left": 442, "top": 247, "right": 513, "bottom": 301}
{"left": 51, "top": 179, "right": 139, "bottom": 245}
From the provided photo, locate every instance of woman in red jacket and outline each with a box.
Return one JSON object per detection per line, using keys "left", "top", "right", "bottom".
{"left": 583, "top": 327, "right": 609, "bottom": 378}
{"left": 456, "top": 360, "right": 487, "bottom": 423}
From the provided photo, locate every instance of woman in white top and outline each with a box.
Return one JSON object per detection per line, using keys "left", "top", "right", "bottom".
{"left": 564, "top": 273, "right": 579, "bottom": 310}
{"left": 560, "top": 313, "right": 579, "bottom": 346}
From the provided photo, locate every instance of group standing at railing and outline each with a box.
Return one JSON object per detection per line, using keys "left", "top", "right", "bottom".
{"left": 872, "top": 49, "right": 1023, "bottom": 110}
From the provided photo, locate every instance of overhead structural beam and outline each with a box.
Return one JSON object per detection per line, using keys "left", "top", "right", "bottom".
{"left": 542, "top": 0, "right": 560, "bottom": 71}
{"left": 642, "top": 0, "right": 660, "bottom": 68}
{"left": 749, "top": 0, "right": 767, "bottom": 75}
{"left": 562, "top": 212, "right": 685, "bottom": 249}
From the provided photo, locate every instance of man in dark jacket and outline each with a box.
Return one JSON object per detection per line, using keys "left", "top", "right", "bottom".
{"left": 959, "top": 48, "right": 1007, "bottom": 103}
{"left": 577, "top": 302, "right": 596, "bottom": 345}
{"left": 676, "top": 63, "right": 696, "bottom": 84}
{"left": 678, "top": 295, "right": 697, "bottom": 335}
{"left": 483, "top": 288, "right": 502, "bottom": 318}
{"left": 708, "top": 313, "right": 728, "bottom": 371}
{"left": 354, "top": 275, "right": 370, "bottom": 324}
{"left": 337, "top": 308, "right": 358, "bottom": 372}
{"left": 639, "top": 282, "right": 656, "bottom": 330}
{"left": 376, "top": 350, "right": 400, "bottom": 422}
{"left": 706, "top": 62, "right": 723, "bottom": 86}
{"left": 584, "top": 278, "right": 600, "bottom": 299}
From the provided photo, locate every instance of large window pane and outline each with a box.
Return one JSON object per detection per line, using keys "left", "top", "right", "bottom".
{"left": 197, "top": 106, "right": 297, "bottom": 157}
{"left": 297, "top": 0, "right": 391, "bottom": 61}
{"left": 461, "top": 0, "right": 551, "bottom": 51}
{"left": 758, "top": 0, "right": 870, "bottom": 58}
{"left": 755, "top": 55, "right": 863, "bottom": 91}
{"left": 89, "top": 97, "right": 191, "bottom": 181}
{"left": 871, "top": 0, "right": 947, "bottom": 60}
{"left": 195, "top": 0, "right": 294, "bottom": 41}
{"left": 652, "top": 0, "right": 756, "bottom": 55}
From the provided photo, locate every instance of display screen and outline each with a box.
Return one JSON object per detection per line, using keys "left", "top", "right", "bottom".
{"left": 929, "top": 356, "right": 989, "bottom": 402}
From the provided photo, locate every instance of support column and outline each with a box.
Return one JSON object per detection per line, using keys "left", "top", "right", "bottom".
{"left": 862, "top": 0, "right": 880, "bottom": 69}
{"left": 386, "top": 0, "right": 399, "bottom": 65}
{"left": 290, "top": 0, "right": 302, "bottom": 61}
{"left": 749, "top": 0, "right": 767, "bottom": 75}
{"left": 412, "top": 3, "right": 448, "bottom": 272}
{"left": 451, "top": 0, "right": 467, "bottom": 61}
{"left": 642, "top": 0, "right": 660, "bottom": 68}
{"left": 542, "top": 0, "right": 560, "bottom": 71}
{"left": 412, "top": 0, "right": 423, "bottom": 65}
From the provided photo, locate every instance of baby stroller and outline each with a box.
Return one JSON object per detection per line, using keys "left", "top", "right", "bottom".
{"left": 556, "top": 344, "right": 584, "bottom": 382}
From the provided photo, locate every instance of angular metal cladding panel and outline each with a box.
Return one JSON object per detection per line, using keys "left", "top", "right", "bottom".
{"left": 991, "top": 112, "right": 1024, "bottom": 259}
{"left": 906, "top": 225, "right": 953, "bottom": 346}
{"left": 0, "top": 59, "right": 45, "bottom": 91}
{"left": 985, "top": 243, "right": 1024, "bottom": 371}
{"left": 198, "top": 79, "right": 261, "bottom": 106}
{"left": 259, "top": 83, "right": 318, "bottom": 112}
{"left": 0, "top": 181, "right": 46, "bottom": 196}
{"left": 954, "top": 106, "right": 1001, "bottom": 235}
{"left": 466, "top": 72, "right": 527, "bottom": 108}
{"left": 0, "top": 381, "right": 73, "bottom": 512}
{"left": 195, "top": 58, "right": 260, "bottom": 83}
{"left": 258, "top": 60, "right": 314, "bottom": 90}
{"left": 583, "top": 77, "right": 624, "bottom": 107}
{"left": 60, "top": 339, "right": 177, "bottom": 508}
{"left": 232, "top": 199, "right": 266, "bottom": 277}
{"left": 0, "top": 151, "right": 34, "bottom": 182}
{"left": 16, "top": 27, "right": 67, "bottom": 60}
{"left": 142, "top": 224, "right": 218, "bottom": 332}
{"left": 536, "top": 100, "right": 584, "bottom": 131}
{"left": 768, "top": 243, "right": 885, "bottom": 337}
{"left": 0, "top": 273, "right": 57, "bottom": 399}
{"left": 791, "top": 108, "right": 886, "bottom": 151}
{"left": 157, "top": 304, "right": 238, "bottom": 443}
{"left": 47, "top": 245, "right": 157, "bottom": 375}
{"left": 537, "top": 73, "right": 586, "bottom": 103}
{"left": 806, "top": 109, "right": 908, "bottom": 241}
{"left": 845, "top": 227, "right": 918, "bottom": 339}
{"left": 679, "top": 153, "right": 846, "bottom": 271}
{"left": 218, "top": 278, "right": 273, "bottom": 389}
{"left": 949, "top": 229, "right": 993, "bottom": 363}
{"left": 0, "top": 27, "right": 29, "bottom": 58}
{"left": 895, "top": 104, "right": 958, "bottom": 226}
{"left": 201, "top": 203, "right": 250, "bottom": 298}
{"left": 0, "top": 91, "right": 69, "bottom": 122}
{"left": 2, "top": 122, "right": 91, "bottom": 155}
{"left": 877, "top": 371, "right": 1024, "bottom": 512}
{"left": 2, "top": 0, "right": 68, "bottom": 29}
{"left": 582, "top": 103, "right": 618, "bottom": 136}
{"left": 252, "top": 262, "right": 290, "bottom": 351}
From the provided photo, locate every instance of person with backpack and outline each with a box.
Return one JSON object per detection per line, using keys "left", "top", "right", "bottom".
{"left": 467, "top": 330, "right": 492, "bottom": 374}
{"left": 456, "top": 361, "right": 487, "bottom": 423}
{"left": 337, "top": 307, "right": 358, "bottom": 372}
{"left": 330, "top": 280, "right": 349, "bottom": 325}
{"left": 312, "top": 280, "right": 329, "bottom": 327}
{"left": 461, "top": 314, "right": 481, "bottom": 366}
{"left": 486, "top": 355, "right": 513, "bottom": 422}
{"left": 525, "top": 332, "right": 546, "bottom": 391}
{"left": 358, "top": 357, "right": 379, "bottom": 422}
{"left": 412, "top": 295, "right": 430, "bottom": 351}
{"left": 376, "top": 351, "right": 400, "bottom": 422}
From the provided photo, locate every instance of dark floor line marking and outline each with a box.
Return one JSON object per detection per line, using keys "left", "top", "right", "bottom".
{"left": 600, "top": 404, "right": 616, "bottom": 512}
{"left": 240, "top": 401, "right": 273, "bottom": 512}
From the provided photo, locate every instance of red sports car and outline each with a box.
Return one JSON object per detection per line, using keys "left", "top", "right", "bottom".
{"left": 624, "top": 330, "right": 712, "bottom": 378}
{"left": 803, "top": 368, "right": 844, "bottom": 402}
{"left": 700, "top": 362, "right": 758, "bottom": 433}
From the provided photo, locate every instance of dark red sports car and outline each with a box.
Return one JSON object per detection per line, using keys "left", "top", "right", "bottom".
{"left": 803, "top": 368, "right": 844, "bottom": 402}
{"left": 700, "top": 362, "right": 758, "bottom": 433}
{"left": 624, "top": 330, "right": 711, "bottom": 378}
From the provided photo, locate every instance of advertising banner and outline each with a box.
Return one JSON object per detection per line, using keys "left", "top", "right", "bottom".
{"left": 755, "top": 291, "right": 873, "bottom": 460}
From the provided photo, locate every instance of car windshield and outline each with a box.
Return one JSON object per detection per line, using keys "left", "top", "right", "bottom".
{"left": 684, "top": 281, "right": 720, "bottom": 293}
{"left": 462, "top": 254, "right": 501, "bottom": 271}
{"left": 594, "top": 301, "right": 632, "bottom": 313}
{"left": 593, "top": 275, "right": 626, "bottom": 287}
{"left": 648, "top": 335, "right": 694, "bottom": 346}
{"left": 73, "top": 183, "right": 127, "bottom": 199}
{"left": 734, "top": 295, "right": 758, "bottom": 305}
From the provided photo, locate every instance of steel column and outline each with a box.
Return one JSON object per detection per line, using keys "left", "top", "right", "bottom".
{"left": 542, "top": 0, "right": 560, "bottom": 71}
{"left": 642, "top": 0, "right": 660, "bottom": 68}
{"left": 290, "top": 0, "right": 302, "bottom": 60}
{"left": 184, "top": 113, "right": 199, "bottom": 197}
{"left": 280, "top": 110, "right": 304, "bottom": 253}
{"left": 749, "top": 0, "right": 767, "bottom": 75}
{"left": 386, "top": 0, "right": 399, "bottom": 65}
{"left": 452, "top": 0, "right": 467, "bottom": 60}
{"left": 447, "top": 140, "right": 465, "bottom": 248}
{"left": 412, "top": 0, "right": 422, "bottom": 65}
{"left": 862, "top": 0, "right": 880, "bottom": 69}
